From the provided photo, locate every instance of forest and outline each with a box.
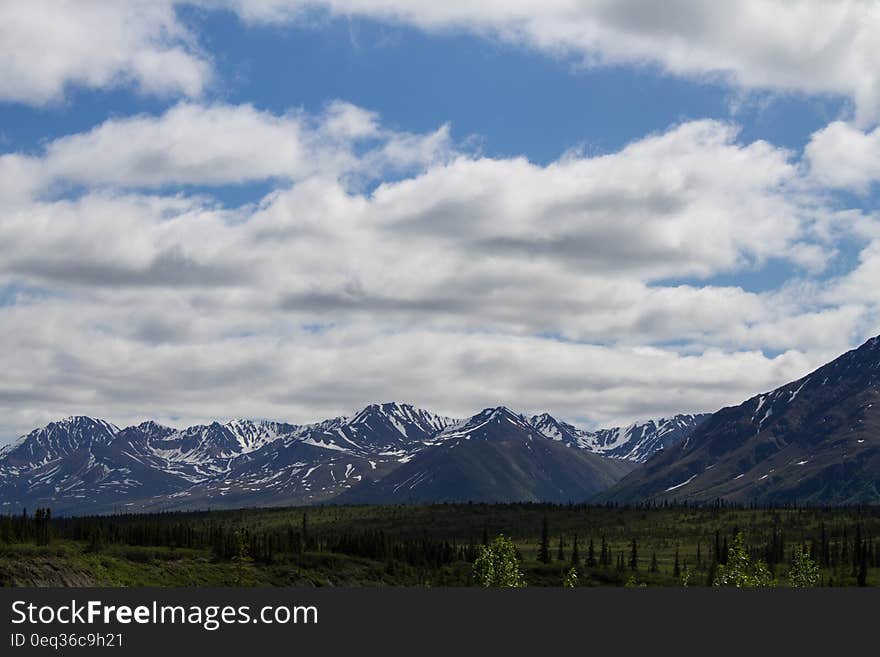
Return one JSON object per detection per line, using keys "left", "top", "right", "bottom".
{"left": 1, "top": 503, "right": 878, "bottom": 587}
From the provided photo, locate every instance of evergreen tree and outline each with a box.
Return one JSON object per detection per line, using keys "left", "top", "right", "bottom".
{"left": 650, "top": 551, "right": 658, "bottom": 573}
{"left": 820, "top": 523, "right": 829, "bottom": 567}
{"left": 557, "top": 535, "right": 565, "bottom": 562}
{"left": 587, "top": 537, "right": 596, "bottom": 568}
{"left": 706, "top": 559, "right": 717, "bottom": 587}
{"left": 857, "top": 534, "right": 868, "bottom": 587}
{"left": 538, "top": 516, "right": 550, "bottom": 564}
{"left": 87, "top": 526, "right": 104, "bottom": 553}
{"left": 232, "top": 529, "right": 253, "bottom": 586}
{"left": 673, "top": 549, "right": 681, "bottom": 579}
{"left": 629, "top": 538, "right": 638, "bottom": 571}
{"left": 570, "top": 534, "right": 580, "bottom": 567}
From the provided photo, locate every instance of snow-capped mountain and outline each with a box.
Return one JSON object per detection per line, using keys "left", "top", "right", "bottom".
{"left": 1, "top": 417, "right": 119, "bottom": 467}
{"left": 290, "top": 402, "right": 457, "bottom": 457}
{"left": 339, "top": 407, "right": 636, "bottom": 505}
{"left": 0, "top": 403, "right": 706, "bottom": 514}
{"left": 529, "top": 412, "right": 710, "bottom": 462}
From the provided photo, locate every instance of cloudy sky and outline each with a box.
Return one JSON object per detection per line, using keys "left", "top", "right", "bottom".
{"left": 2, "top": 1, "right": 880, "bottom": 441}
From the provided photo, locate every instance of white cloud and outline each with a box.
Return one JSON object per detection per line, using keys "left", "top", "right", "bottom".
{"left": 3, "top": 102, "right": 878, "bottom": 442}
{"left": 805, "top": 121, "right": 880, "bottom": 193}
{"left": 215, "top": 0, "right": 880, "bottom": 125}
{"left": 0, "top": 1, "right": 210, "bottom": 104}
{"left": 0, "top": 297, "right": 827, "bottom": 438}
{"left": 0, "top": 102, "right": 455, "bottom": 191}
{"left": 4, "top": 1, "right": 880, "bottom": 125}
{"left": 362, "top": 120, "right": 824, "bottom": 282}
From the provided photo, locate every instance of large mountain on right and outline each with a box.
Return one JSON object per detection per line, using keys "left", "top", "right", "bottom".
{"left": 605, "top": 335, "right": 880, "bottom": 505}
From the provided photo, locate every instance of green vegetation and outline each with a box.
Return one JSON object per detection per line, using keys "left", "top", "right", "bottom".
{"left": 472, "top": 535, "right": 525, "bottom": 587}
{"left": 1, "top": 503, "right": 878, "bottom": 587}
{"left": 787, "top": 543, "right": 820, "bottom": 588}
{"left": 712, "top": 533, "right": 776, "bottom": 587}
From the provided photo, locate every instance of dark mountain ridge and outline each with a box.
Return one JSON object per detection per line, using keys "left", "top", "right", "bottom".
{"left": 604, "top": 335, "right": 880, "bottom": 505}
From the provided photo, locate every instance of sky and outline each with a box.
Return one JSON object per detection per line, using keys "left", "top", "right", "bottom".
{"left": 2, "top": 1, "right": 880, "bottom": 442}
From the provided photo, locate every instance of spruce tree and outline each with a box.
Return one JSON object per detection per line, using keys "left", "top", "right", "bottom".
{"left": 858, "top": 539, "right": 868, "bottom": 587}
{"left": 629, "top": 538, "right": 638, "bottom": 571}
{"left": 557, "top": 535, "right": 565, "bottom": 562}
{"left": 820, "top": 523, "right": 829, "bottom": 567}
{"left": 301, "top": 511, "right": 309, "bottom": 551}
{"left": 571, "top": 534, "right": 580, "bottom": 567}
{"left": 853, "top": 524, "right": 863, "bottom": 579}
{"left": 587, "top": 537, "right": 596, "bottom": 568}
{"left": 538, "top": 516, "right": 550, "bottom": 564}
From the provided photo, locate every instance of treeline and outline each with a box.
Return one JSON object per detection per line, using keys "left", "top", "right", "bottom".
{"left": 533, "top": 516, "right": 878, "bottom": 586}
{"left": 1, "top": 505, "right": 878, "bottom": 585}
{"left": 0, "top": 509, "right": 471, "bottom": 571}
{"left": 0, "top": 508, "right": 53, "bottom": 546}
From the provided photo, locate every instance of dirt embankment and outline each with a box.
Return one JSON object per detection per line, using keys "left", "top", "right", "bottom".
{"left": 0, "top": 557, "right": 96, "bottom": 587}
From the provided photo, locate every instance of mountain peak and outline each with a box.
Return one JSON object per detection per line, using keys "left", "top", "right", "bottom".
{"left": 441, "top": 406, "right": 537, "bottom": 441}
{"left": 478, "top": 406, "right": 520, "bottom": 420}
{"left": 352, "top": 401, "right": 418, "bottom": 420}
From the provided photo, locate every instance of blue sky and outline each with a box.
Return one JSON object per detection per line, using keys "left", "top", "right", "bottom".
{"left": 1, "top": 12, "right": 844, "bottom": 171}
{"left": 1, "top": 1, "right": 879, "bottom": 440}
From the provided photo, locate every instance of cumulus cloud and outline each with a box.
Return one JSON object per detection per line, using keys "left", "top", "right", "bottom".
{"left": 805, "top": 121, "right": 880, "bottom": 193}
{"left": 0, "top": 1, "right": 210, "bottom": 104}
{"left": 214, "top": 0, "right": 880, "bottom": 126}
{"left": 0, "top": 298, "right": 827, "bottom": 437}
{"left": 2, "top": 100, "right": 879, "bottom": 441}
{"left": 367, "top": 121, "right": 813, "bottom": 280}
{"left": 2, "top": 101, "right": 454, "bottom": 192}
{"left": 5, "top": 1, "right": 880, "bottom": 126}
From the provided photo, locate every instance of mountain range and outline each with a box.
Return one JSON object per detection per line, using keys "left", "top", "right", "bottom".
{"left": 3, "top": 334, "right": 880, "bottom": 513}
{"left": 0, "top": 403, "right": 705, "bottom": 514}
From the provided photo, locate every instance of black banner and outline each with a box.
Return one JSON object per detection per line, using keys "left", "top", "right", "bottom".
{"left": 1, "top": 588, "right": 877, "bottom": 654}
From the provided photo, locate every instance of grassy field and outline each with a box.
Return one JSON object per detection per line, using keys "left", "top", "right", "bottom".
{"left": 2, "top": 503, "right": 879, "bottom": 587}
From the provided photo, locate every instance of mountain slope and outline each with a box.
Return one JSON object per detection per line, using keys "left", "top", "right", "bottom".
{"left": 604, "top": 336, "right": 880, "bottom": 505}
{"left": 339, "top": 408, "right": 636, "bottom": 503}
